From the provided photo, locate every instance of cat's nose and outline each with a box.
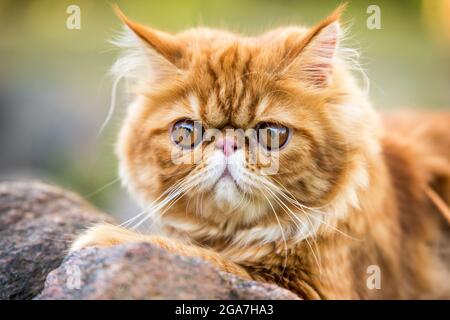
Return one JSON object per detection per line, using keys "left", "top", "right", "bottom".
{"left": 216, "top": 137, "right": 238, "bottom": 156}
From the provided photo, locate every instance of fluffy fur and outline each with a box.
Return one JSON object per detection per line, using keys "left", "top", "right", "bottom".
{"left": 72, "top": 5, "right": 450, "bottom": 299}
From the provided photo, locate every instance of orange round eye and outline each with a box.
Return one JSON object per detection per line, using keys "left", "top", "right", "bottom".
{"left": 256, "top": 122, "right": 291, "bottom": 151}
{"left": 170, "top": 119, "right": 204, "bottom": 149}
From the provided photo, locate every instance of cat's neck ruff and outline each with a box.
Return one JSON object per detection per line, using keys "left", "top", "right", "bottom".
{"left": 154, "top": 156, "right": 372, "bottom": 263}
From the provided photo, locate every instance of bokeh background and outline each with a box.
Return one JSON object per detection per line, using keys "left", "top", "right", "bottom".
{"left": 0, "top": 0, "right": 449, "bottom": 221}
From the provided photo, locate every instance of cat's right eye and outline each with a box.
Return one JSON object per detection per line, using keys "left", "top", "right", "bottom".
{"left": 170, "top": 119, "right": 204, "bottom": 149}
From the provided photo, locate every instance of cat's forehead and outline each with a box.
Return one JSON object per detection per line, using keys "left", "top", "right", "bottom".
{"left": 179, "top": 27, "right": 312, "bottom": 128}
{"left": 184, "top": 41, "right": 273, "bottom": 128}
{"left": 189, "top": 90, "right": 262, "bottom": 129}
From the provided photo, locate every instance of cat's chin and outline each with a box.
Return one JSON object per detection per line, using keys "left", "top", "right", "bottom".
{"left": 213, "top": 175, "right": 241, "bottom": 209}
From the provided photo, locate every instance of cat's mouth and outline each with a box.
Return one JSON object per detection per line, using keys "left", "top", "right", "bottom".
{"left": 202, "top": 150, "right": 252, "bottom": 207}
{"left": 216, "top": 166, "right": 239, "bottom": 189}
{"left": 211, "top": 164, "right": 244, "bottom": 206}
{"left": 220, "top": 167, "right": 232, "bottom": 179}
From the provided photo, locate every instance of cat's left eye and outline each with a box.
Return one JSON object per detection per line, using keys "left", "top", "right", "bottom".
{"left": 255, "top": 122, "right": 291, "bottom": 151}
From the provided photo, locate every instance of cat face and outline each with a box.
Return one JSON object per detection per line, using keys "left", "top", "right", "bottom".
{"left": 115, "top": 5, "right": 378, "bottom": 243}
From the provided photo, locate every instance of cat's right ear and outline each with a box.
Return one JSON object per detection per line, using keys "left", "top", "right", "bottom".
{"left": 112, "top": 5, "right": 183, "bottom": 83}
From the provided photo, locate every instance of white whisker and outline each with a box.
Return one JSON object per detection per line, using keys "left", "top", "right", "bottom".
{"left": 260, "top": 189, "right": 289, "bottom": 282}
{"left": 261, "top": 184, "right": 322, "bottom": 275}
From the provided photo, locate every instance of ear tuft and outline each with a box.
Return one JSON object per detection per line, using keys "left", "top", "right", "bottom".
{"left": 300, "top": 21, "right": 340, "bottom": 87}
{"left": 284, "top": 4, "right": 346, "bottom": 88}
{"left": 113, "top": 5, "right": 183, "bottom": 68}
{"left": 110, "top": 5, "right": 184, "bottom": 89}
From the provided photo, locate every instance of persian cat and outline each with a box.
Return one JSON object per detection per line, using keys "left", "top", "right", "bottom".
{"left": 72, "top": 5, "right": 450, "bottom": 299}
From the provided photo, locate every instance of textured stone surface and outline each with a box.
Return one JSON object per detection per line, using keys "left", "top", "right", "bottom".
{"left": 36, "top": 242, "right": 299, "bottom": 300}
{"left": 0, "top": 181, "right": 113, "bottom": 299}
{"left": 0, "top": 181, "right": 298, "bottom": 300}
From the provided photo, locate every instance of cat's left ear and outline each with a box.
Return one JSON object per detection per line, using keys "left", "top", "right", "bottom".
{"left": 284, "top": 4, "right": 346, "bottom": 88}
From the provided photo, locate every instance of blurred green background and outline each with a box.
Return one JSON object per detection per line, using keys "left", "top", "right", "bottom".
{"left": 0, "top": 0, "right": 449, "bottom": 220}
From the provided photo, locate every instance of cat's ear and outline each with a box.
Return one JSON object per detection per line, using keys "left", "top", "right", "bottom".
{"left": 112, "top": 6, "right": 183, "bottom": 84}
{"left": 284, "top": 4, "right": 345, "bottom": 88}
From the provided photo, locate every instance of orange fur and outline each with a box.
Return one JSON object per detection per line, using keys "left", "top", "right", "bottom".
{"left": 72, "top": 6, "right": 450, "bottom": 299}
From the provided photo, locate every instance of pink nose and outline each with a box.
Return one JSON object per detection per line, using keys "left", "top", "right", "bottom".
{"left": 216, "top": 137, "right": 238, "bottom": 156}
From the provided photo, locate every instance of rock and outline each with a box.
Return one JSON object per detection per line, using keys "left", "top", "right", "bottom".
{"left": 36, "top": 242, "right": 299, "bottom": 300}
{"left": 0, "top": 180, "right": 298, "bottom": 300}
{"left": 0, "top": 181, "right": 113, "bottom": 299}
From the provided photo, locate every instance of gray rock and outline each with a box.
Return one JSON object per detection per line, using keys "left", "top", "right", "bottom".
{"left": 0, "top": 180, "right": 298, "bottom": 300}
{"left": 0, "top": 181, "right": 113, "bottom": 299}
{"left": 36, "top": 242, "right": 299, "bottom": 300}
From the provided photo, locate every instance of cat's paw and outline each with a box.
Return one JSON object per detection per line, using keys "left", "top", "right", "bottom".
{"left": 70, "top": 223, "right": 146, "bottom": 253}
{"left": 70, "top": 224, "right": 252, "bottom": 280}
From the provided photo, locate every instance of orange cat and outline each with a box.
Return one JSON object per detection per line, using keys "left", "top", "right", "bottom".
{"left": 71, "top": 5, "right": 450, "bottom": 299}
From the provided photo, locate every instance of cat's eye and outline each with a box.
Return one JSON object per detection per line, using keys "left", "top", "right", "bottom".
{"left": 255, "top": 122, "right": 291, "bottom": 151}
{"left": 170, "top": 119, "right": 204, "bottom": 149}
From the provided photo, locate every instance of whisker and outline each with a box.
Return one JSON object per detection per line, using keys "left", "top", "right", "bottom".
{"left": 133, "top": 177, "right": 198, "bottom": 229}
{"left": 260, "top": 189, "right": 289, "bottom": 283}
{"left": 262, "top": 178, "right": 358, "bottom": 240}
{"left": 82, "top": 177, "right": 121, "bottom": 199}
{"left": 131, "top": 166, "right": 216, "bottom": 229}
{"left": 121, "top": 169, "right": 204, "bottom": 228}
{"left": 261, "top": 184, "right": 322, "bottom": 275}
{"left": 120, "top": 176, "right": 188, "bottom": 228}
